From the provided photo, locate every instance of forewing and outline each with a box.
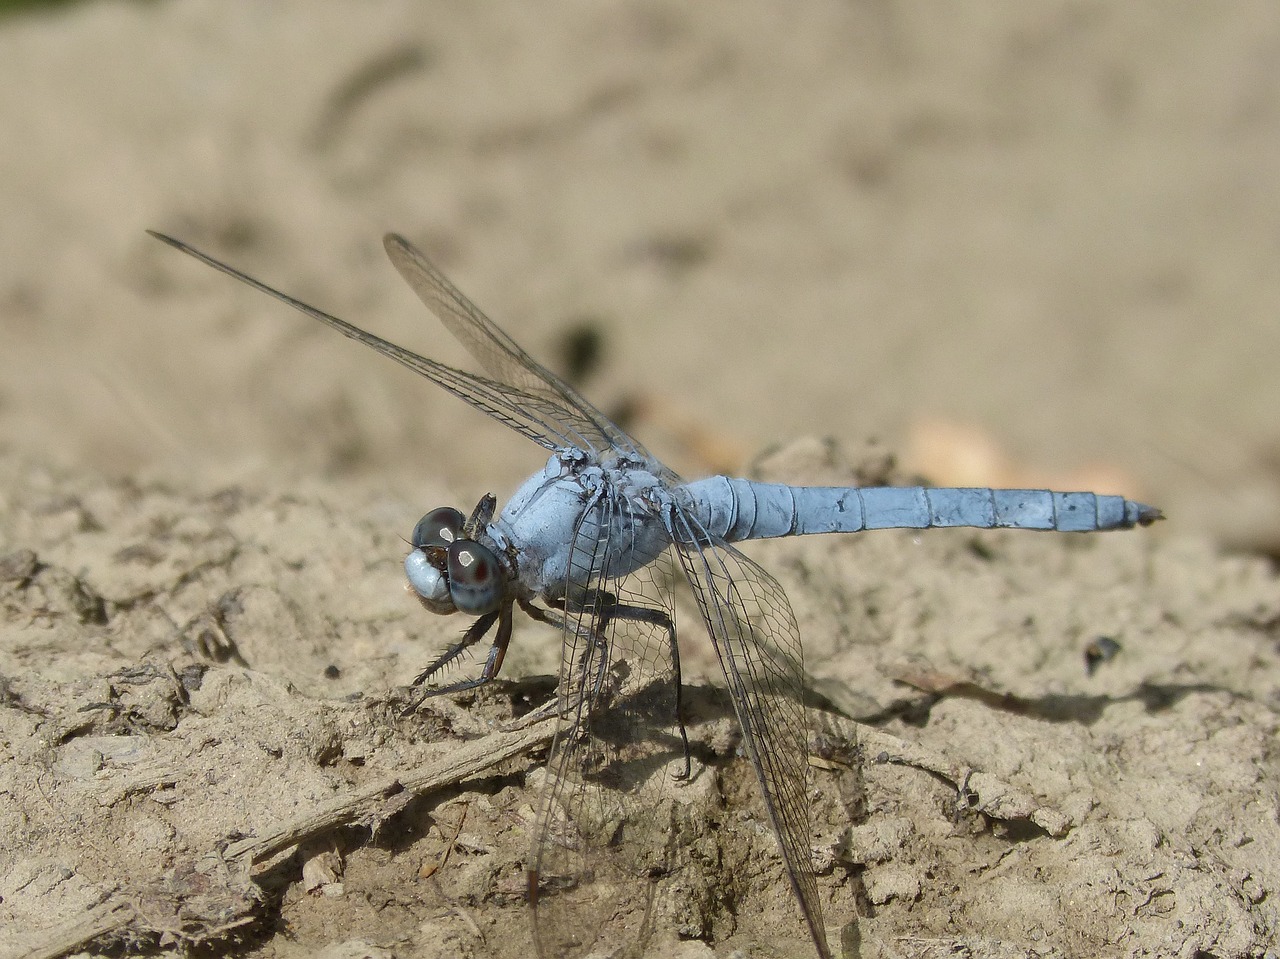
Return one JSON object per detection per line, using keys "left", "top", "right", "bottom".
{"left": 667, "top": 509, "right": 833, "bottom": 959}
{"left": 529, "top": 490, "right": 687, "bottom": 958}
{"left": 384, "top": 233, "right": 654, "bottom": 462}
{"left": 150, "top": 232, "right": 593, "bottom": 452}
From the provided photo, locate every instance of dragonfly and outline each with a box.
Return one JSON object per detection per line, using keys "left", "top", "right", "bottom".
{"left": 149, "top": 229, "right": 1161, "bottom": 958}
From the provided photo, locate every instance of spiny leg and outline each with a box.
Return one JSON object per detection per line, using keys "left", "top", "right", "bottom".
{"left": 525, "top": 595, "right": 691, "bottom": 778}
{"left": 412, "top": 609, "right": 497, "bottom": 685}
{"left": 599, "top": 599, "right": 691, "bottom": 780}
{"left": 463, "top": 494, "right": 496, "bottom": 537}
{"left": 411, "top": 598, "right": 513, "bottom": 697}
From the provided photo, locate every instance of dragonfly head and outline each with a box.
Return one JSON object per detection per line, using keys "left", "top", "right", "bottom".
{"left": 404, "top": 507, "right": 504, "bottom": 616}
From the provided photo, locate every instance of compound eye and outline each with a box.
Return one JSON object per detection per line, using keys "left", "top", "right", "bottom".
{"left": 412, "top": 507, "right": 465, "bottom": 549}
{"left": 446, "top": 540, "right": 503, "bottom": 615}
{"left": 404, "top": 549, "right": 457, "bottom": 614}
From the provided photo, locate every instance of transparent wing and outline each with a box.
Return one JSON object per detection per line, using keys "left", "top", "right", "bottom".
{"left": 529, "top": 488, "right": 687, "bottom": 959}
{"left": 148, "top": 231, "right": 636, "bottom": 456}
{"left": 383, "top": 233, "right": 657, "bottom": 463}
{"left": 666, "top": 506, "right": 833, "bottom": 959}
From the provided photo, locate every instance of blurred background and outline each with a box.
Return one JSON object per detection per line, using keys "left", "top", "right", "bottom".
{"left": 1, "top": 0, "right": 1277, "bottom": 552}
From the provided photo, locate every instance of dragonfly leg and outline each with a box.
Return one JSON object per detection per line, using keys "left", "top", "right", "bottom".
{"left": 411, "top": 598, "right": 513, "bottom": 696}
{"left": 463, "top": 493, "right": 497, "bottom": 537}
{"left": 530, "top": 595, "right": 692, "bottom": 779}
{"left": 597, "top": 599, "right": 692, "bottom": 780}
{"left": 521, "top": 596, "right": 612, "bottom": 699}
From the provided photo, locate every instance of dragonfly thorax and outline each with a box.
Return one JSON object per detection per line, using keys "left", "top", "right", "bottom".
{"left": 494, "top": 451, "right": 671, "bottom": 602}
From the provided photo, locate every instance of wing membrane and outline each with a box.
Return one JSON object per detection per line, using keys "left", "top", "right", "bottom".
{"left": 149, "top": 231, "right": 627, "bottom": 454}
{"left": 383, "top": 233, "right": 654, "bottom": 463}
{"left": 666, "top": 506, "right": 833, "bottom": 959}
{"left": 529, "top": 487, "right": 687, "bottom": 958}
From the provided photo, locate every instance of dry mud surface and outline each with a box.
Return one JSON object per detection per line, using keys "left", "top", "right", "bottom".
{"left": 2, "top": 3, "right": 1280, "bottom": 958}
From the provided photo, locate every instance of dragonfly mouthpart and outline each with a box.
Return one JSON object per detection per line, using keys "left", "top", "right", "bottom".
{"left": 404, "top": 546, "right": 455, "bottom": 615}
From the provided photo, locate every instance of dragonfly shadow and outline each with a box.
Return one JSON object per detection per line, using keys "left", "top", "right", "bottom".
{"left": 486, "top": 674, "right": 773, "bottom": 792}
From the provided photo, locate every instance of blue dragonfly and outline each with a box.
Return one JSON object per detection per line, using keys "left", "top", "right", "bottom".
{"left": 149, "top": 230, "right": 1160, "bottom": 959}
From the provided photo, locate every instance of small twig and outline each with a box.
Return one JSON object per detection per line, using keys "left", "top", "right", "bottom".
{"left": 224, "top": 716, "right": 556, "bottom": 866}
{"left": 9, "top": 902, "right": 135, "bottom": 959}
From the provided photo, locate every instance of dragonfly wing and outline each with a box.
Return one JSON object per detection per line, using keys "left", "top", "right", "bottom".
{"left": 384, "top": 233, "right": 654, "bottom": 463}
{"left": 666, "top": 507, "right": 833, "bottom": 959}
{"left": 150, "top": 232, "right": 603, "bottom": 453}
{"left": 529, "top": 490, "right": 688, "bottom": 958}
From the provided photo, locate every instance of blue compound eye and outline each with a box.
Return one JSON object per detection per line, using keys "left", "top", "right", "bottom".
{"left": 446, "top": 540, "right": 503, "bottom": 614}
{"left": 412, "top": 507, "right": 465, "bottom": 549}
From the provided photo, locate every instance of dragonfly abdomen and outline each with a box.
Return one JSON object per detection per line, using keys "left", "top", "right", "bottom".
{"left": 683, "top": 476, "right": 1161, "bottom": 542}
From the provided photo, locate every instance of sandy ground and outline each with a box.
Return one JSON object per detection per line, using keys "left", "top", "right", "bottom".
{"left": 1, "top": 2, "right": 1279, "bottom": 958}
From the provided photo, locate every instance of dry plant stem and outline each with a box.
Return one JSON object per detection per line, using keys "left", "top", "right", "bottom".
{"left": 13, "top": 903, "right": 135, "bottom": 959}
{"left": 224, "top": 715, "right": 557, "bottom": 865}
